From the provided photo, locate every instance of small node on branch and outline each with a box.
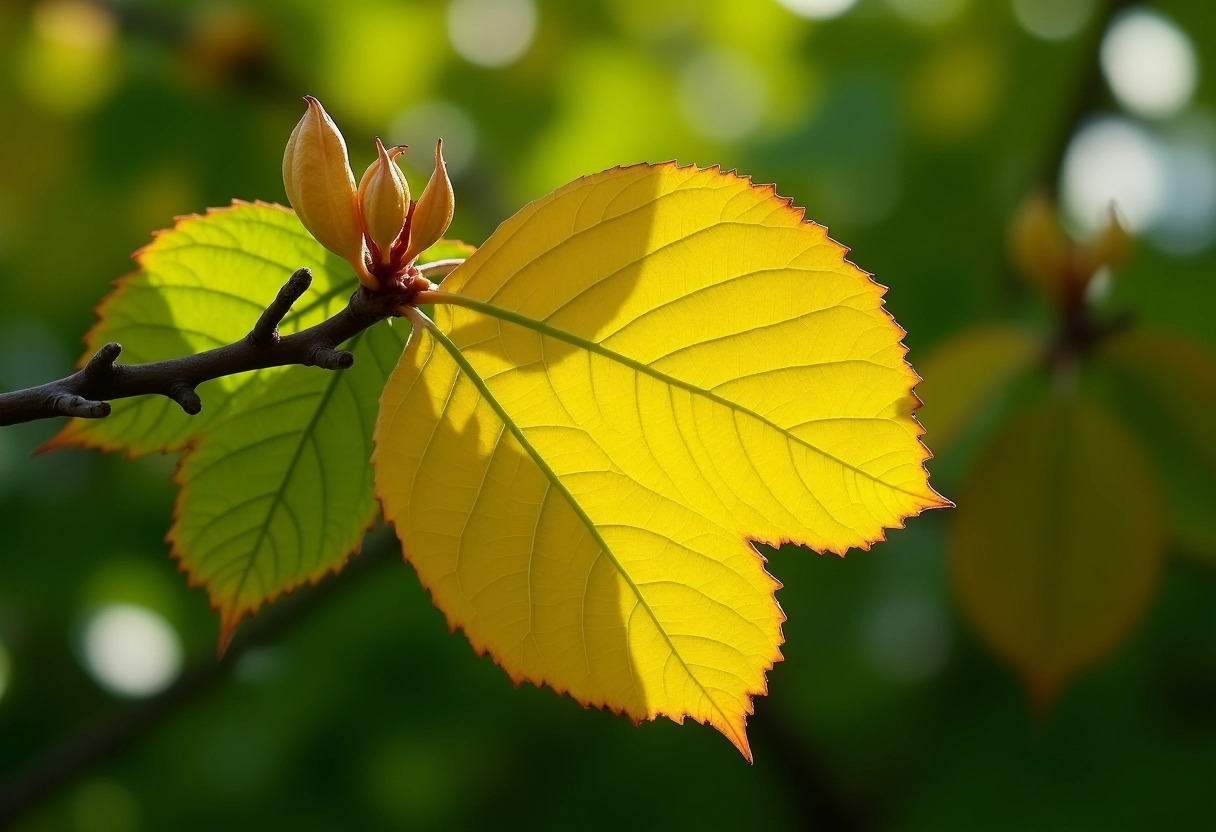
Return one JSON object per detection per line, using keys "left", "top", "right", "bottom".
{"left": 53, "top": 394, "right": 110, "bottom": 419}
{"left": 311, "top": 345, "right": 354, "bottom": 370}
{"left": 252, "top": 268, "right": 313, "bottom": 345}
{"left": 83, "top": 342, "right": 123, "bottom": 379}
{"left": 168, "top": 382, "right": 202, "bottom": 415}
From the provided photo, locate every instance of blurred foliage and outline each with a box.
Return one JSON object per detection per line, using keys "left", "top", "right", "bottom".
{"left": 1, "top": 0, "right": 1215, "bottom": 830}
{"left": 920, "top": 188, "right": 1216, "bottom": 706}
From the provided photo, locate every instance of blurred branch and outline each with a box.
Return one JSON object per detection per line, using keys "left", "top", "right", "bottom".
{"left": 1038, "top": 0, "right": 1137, "bottom": 196}
{"left": 0, "top": 533, "right": 401, "bottom": 828}
{"left": 0, "top": 269, "right": 406, "bottom": 428}
{"left": 751, "top": 708, "right": 872, "bottom": 832}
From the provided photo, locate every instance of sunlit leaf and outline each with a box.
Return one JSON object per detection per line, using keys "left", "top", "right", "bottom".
{"left": 1100, "top": 328, "right": 1216, "bottom": 562}
{"left": 950, "top": 393, "right": 1165, "bottom": 706}
{"left": 50, "top": 202, "right": 473, "bottom": 642}
{"left": 49, "top": 202, "right": 347, "bottom": 456}
{"left": 374, "top": 163, "right": 945, "bottom": 757}
{"left": 915, "top": 325, "right": 1041, "bottom": 452}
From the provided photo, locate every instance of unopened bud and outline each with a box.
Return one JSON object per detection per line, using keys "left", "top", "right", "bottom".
{"left": 403, "top": 139, "right": 455, "bottom": 264}
{"left": 358, "top": 138, "right": 410, "bottom": 265}
{"left": 283, "top": 96, "right": 373, "bottom": 287}
{"left": 1078, "top": 204, "right": 1133, "bottom": 277}
{"left": 1009, "top": 191, "right": 1071, "bottom": 298}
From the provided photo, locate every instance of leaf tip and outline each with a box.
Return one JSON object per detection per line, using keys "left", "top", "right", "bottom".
{"left": 1027, "top": 672, "right": 1063, "bottom": 717}
{"left": 216, "top": 611, "right": 243, "bottom": 658}
{"left": 35, "top": 424, "right": 80, "bottom": 455}
{"left": 720, "top": 716, "right": 755, "bottom": 763}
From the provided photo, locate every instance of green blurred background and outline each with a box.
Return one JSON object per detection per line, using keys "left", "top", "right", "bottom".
{"left": 1, "top": 0, "right": 1215, "bottom": 829}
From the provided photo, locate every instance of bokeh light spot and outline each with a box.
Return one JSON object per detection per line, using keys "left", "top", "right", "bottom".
{"left": 678, "top": 51, "right": 767, "bottom": 143}
{"left": 1100, "top": 9, "right": 1197, "bottom": 119}
{"left": 1061, "top": 117, "right": 1166, "bottom": 234}
{"left": 772, "top": 0, "right": 857, "bottom": 21}
{"left": 1151, "top": 123, "right": 1216, "bottom": 255}
{"left": 886, "top": 0, "right": 968, "bottom": 27}
{"left": 233, "top": 646, "right": 287, "bottom": 685}
{"left": 912, "top": 41, "right": 1002, "bottom": 142}
{"left": 447, "top": 0, "right": 537, "bottom": 68}
{"left": 81, "top": 604, "right": 182, "bottom": 698}
{"left": 364, "top": 736, "right": 459, "bottom": 824}
{"left": 321, "top": 3, "right": 438, "bottom": 122}
{"left": 17, "top": 0, "right": 119, "bottom": 115}
{"left": 33, "top": 0, "right": 115, "bottom": 50}
{"left": 1012, "top": 0, "right": 1096, "bottom": 41}
{"left": 391, "top": 101, "right": 479, "bottom": 178}
{"left": 72, "top": 780, "right": 139, "bottom": 832}
{"left": 863, "top": 593, "right": 952, "bottom": 683}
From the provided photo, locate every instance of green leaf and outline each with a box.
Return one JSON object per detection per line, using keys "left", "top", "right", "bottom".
{"left": 1098, "top": 328, "right": 1216, "bottom": 562}
{"left": 170, "top": 319, "right": 408, "bottom": 642}
{"left": 949, "top": 392, "right": 1165, "bottom": 706}
{"left": 52, "top": 202, "right": 474, "bottom": 641}
{"left": 50, "top": 202, "right": 353, "bottom": 456}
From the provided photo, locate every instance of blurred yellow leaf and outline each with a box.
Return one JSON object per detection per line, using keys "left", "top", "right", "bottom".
{"left": 1101, "top": 328, "right": 1216, "bottom": 561}
{"left": 916, "top": 325, "right": 1041, "bottom": 451}
{"left": 375, "top": 163, "right": 945, "bottom": 758}
{"left": 950, "top": 394, "right": 1165, "bottom": 706}
{"left": 1009, "top": 191, "right": 1071, "bottom": 297}
{"left": 1102, "top": 329, "right": 1216, "bottom": 470}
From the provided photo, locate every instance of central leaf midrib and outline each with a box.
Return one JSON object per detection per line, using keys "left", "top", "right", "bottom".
{"left": 422, "top": 320, "right": 740, "bottom": 741}
{"left": 439, "top": 293, "right": 928, "bottom": 502}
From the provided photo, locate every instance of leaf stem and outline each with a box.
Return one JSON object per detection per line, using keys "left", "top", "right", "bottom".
{"left": 414, "top": 288, "right": 460, "bottom": 305}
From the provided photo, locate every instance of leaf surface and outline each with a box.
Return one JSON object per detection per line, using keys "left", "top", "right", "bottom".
{"left": 50, "top": 202, "right": 349, "bottom": 456}
{"left": 52, "top": 202, "right": 473, "bottom": 641}
{"left": 950, "top": 393, "right": 1165, "bottom": 705}
{"left": 374, "top": 163, "right": 945, "bottom": 757}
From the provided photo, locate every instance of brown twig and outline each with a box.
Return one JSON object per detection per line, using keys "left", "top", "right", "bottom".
{"left": 1038, "top": 0, "right": 1137, "bottom": 199}
{"left": 0, "top": 268, "right": 409, "bottom": 428}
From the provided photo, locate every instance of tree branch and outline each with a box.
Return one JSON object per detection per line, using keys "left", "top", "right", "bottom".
{"left": 1038, "top": 0, "right": 1136, "bottom": 197}
{"left": 0, "top": 268, "right": 414, "bottom": 428}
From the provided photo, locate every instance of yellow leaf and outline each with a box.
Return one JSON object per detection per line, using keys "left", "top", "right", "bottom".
{"left": 374, "top": 163, "right": 945, "bottom": 758}
{"left": 950, "top": 393, "right": 1165, "bottom": 707}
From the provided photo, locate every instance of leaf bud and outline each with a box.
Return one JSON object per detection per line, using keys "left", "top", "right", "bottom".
{"left": 1078, "top": 204, "right": 1133, "bottom": 278}
{"left": 1008, "top": 191, "right": 1071, "bottom": 297}
{"left": 358, "top": 138, "right": 410, "bottom": 265}
{"left": 283, "top": 96, "right": 374, "bottom": 287}
{"left": 403, "top": 139, "right": 455, "bottom": 264}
